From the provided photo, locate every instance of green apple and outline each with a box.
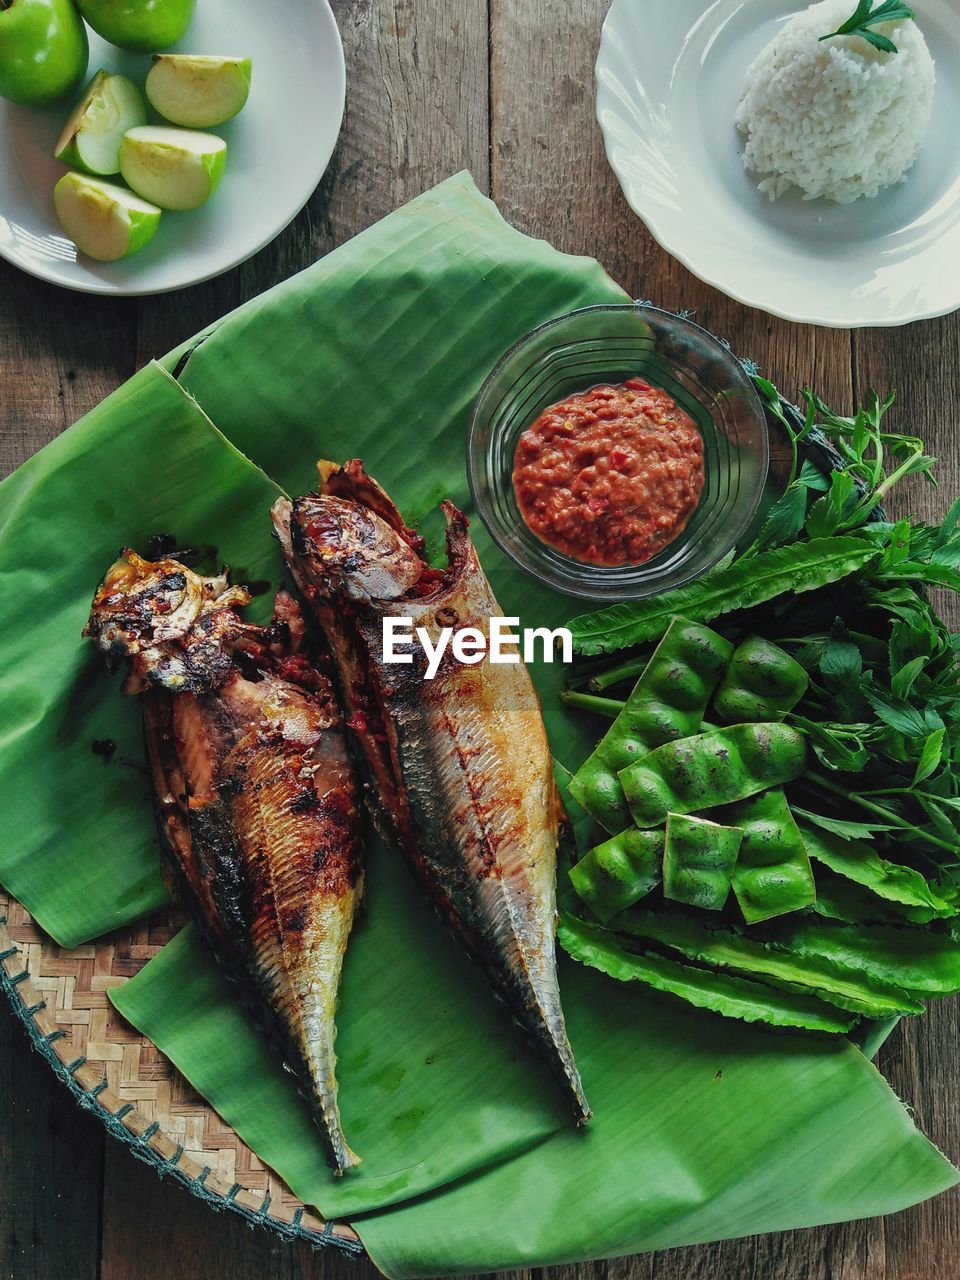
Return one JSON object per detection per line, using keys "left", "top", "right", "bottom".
{"left": 73, "top": 0, "right": 196, "bottom": 52}
{"left": 55, "top": 71, "right": 147, "bottom": 176}
{"left": 119, "top": 125, "right": 226, "bottom": 210}
{"left": 54, "top": 172, "right": 161, "bottom": 261}
{"left": 146, "top": 55, "right": 252, "bottom": 127}
{"left": 0, "top": 0, "right": 88, "bottom": 107}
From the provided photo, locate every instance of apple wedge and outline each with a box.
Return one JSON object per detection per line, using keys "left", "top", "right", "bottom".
{"left": 146, "top": 55, "right": 252, "bottom": 127}
{"left": 119, "top": 126, "right": 227, "bottom": 211}
{"left": 55, "top": 71, "right": 147, "bottom": 175}
{"left": 54, "top": 173, "right": 161, "bottom": 262}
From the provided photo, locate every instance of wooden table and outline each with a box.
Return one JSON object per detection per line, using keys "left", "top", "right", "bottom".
{"left": 2, "top": 2, "right": 960, "bottom": 1277}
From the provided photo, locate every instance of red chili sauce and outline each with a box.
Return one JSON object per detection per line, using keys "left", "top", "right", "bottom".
{"left": 512, "top": 378, "right": 705, "bottom": 567}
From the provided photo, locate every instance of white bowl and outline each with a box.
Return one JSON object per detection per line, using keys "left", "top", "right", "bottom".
{"left": 596, "top": 0, "right": 960, "bottom": 327}
{"left": 0, "top": 0, "right": 345, "bottom": 296}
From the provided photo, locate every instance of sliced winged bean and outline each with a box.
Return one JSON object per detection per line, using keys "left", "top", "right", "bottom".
{"left": 617, "top": 908, "right": 923, "bottom": 1018}
{"left": 729, "top": 789, "right": 816, "bottom": 925}
{"left": 569, "top": 828, "right": 663, "bottom": 923}
{"left": 713, "top": 636, "right": 809, "bottom": 723}
{"left": 558, "top": 913, "right": 854, "bottom": 1034}
{"left": 620, "top": 722, "right": 807, "bottom": 829}
{"left": 569, "top": 617, "right": 733, "bottom": 832}
{"left": 663, "top": 813, "right": 741, "bottom": 911}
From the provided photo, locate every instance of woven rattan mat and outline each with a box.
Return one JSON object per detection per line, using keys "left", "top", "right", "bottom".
{"left": 0, "top": 893, "right": 363, "bottom": 1253}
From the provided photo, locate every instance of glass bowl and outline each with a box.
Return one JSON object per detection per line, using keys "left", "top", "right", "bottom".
{"left": 467, "top": 304, "right": 769, "bottom": 601}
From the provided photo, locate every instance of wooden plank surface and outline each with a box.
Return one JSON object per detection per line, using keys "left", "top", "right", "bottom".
{"left": 1, "top": 0, "right": 959, "bottom": 1276}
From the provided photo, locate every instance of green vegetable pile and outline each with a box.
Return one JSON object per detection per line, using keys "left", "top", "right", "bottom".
{"left": 559, "top": 381, "right": 960, "bottom": 1035}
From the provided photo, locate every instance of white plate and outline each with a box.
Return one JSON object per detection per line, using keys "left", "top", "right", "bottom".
{"left": 596, "top": 0, "right": 960, "bottom": 327}
{"left": 0, "top": 0, "right": 345, "bottom": 295}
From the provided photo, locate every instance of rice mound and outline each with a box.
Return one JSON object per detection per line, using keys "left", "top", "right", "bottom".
{"left": 735, "top": 0, "right": 935, "bottom": 203}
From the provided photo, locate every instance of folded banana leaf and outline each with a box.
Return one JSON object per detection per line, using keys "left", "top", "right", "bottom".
{"left": 111, "top": 859, "right": 567, "bottom": 1218}
{"left": 159, "top": 170, "right": 620, "bottom": 772}
{"left": 356, "top": 956, "right": 957, "bottom": 1276}
{"left": 0, "top": 364, "right": 285, "bottom": 946}
{"left": 1, "top": 173, "right": 956, "bottom": 1274}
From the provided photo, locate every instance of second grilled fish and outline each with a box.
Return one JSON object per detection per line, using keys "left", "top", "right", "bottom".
{"left": 85, "top": 550, "right": 363, "bottom": 1172}
{"left": 272, "top": 462, "right": 590, "bottom": 1122}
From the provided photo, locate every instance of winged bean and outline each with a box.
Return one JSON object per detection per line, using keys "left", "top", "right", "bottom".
{"left": 662, "top": 813, "right": 742, "bottom": 911}
{"left": 728, "top": 789, "right": 816, "bottom": 924}
{"left": 569, "top": 828, "right": 663, "bottom": 923}
{"left": 764, "top": 916, "right": 960, "bottom": 996}
{"left": 620, "top": 722, "right": 807, "bottom": 829}
{"left": 617, "top": 909, "right": 923, "bottom": 1017}
{"left": 558, "top": 913, "right": 855, "bottom": 1034}
{"left": 569, "top": 617, "right": 733, "bottom": 833}
{"left": 713, "top": 636, "right": 809, "bottom": 723}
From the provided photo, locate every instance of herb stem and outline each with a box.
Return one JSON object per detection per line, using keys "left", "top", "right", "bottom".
{"left": 809, "top": 773, "right": 960, "bottom": 855}
{"left": 588, "top": 655, "right": 648, "bottom": 691}
{"left": 876, "top": 448, "right": 936, "bottom": 503}
{"left": 559, "top": 691, "right": 627, "bottom": 719}
{"left": 788, "top": 426, "right": 799, "bottom": 490}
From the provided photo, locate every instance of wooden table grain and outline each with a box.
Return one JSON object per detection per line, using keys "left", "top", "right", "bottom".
{"left": 2, "top": 2, "right": 960, "bottom": 1277}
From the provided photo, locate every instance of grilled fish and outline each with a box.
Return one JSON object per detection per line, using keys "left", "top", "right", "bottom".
{"left": 272, "top": 462, "right": 589, "bottom": 1122}
{"left": 85, "top": 550, "right": 363, "bottom": 1172}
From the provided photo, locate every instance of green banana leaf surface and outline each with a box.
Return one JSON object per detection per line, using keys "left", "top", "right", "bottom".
{"left": 1, "top": 174, "right": 957, "bottom": 1275}
{"left": 356, "top": 960, "right": 957, "bottom": 1276}
{"left": 110, "top": 869, "right": 568, "bottom": 1218}
{"left": 0, "top": 364, "right": 284, "bottom": 946}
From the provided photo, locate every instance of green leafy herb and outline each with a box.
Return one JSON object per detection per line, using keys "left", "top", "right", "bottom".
{"left": 809, "top": 869, "right": 938, "bottom": 926}
{"left": 561, "top": 379, "right": 960, "bottom": 1036}
{"left": 798, "top": 823, "right": 956, "bottom": 921}
{"left": 789, "top": 715, "right": 871, "bottom": 773}
{"left": 819, "top": 0, "right": 917, "bottom": 54}
{"left": 790, "top": 805, "right": 897, "bottom": 842}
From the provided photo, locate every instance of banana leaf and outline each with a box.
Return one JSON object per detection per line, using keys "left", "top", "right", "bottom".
{"left": 0, "top": 364, "right": 285, "bottom": 946}
{"left": 110, "top": 856, "right": 567, "bottom": 1218}
{"left": 1, "top": 174, "right": 957, "bottom": 1274}
{"left": 159, "top": 170, "right": 625, "bottom": 774}
{"left": 355, "top": 956, "right": 957, "bottom": 1276}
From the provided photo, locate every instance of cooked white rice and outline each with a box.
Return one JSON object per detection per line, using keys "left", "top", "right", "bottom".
{"left": 735, "top": 0, "right": 935, "bottom": 203}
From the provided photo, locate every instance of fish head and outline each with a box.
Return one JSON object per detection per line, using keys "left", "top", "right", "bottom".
{"left": 276, "top": 493, "right": 424, "bottom": 604}
{"left": 84, "top": 550, "right": 251, "bottom": 693}
{"left": 319, "top": 459, "right": 423, "bottom": 551}
{"left": 85, "top": 550, "right": 217, "bottom": 653}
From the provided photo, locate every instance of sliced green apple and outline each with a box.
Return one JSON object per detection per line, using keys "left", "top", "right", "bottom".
{"left": 54, "top": 173, "right": 161, "bottom": 262}
{"left": 146, "top": 55, "right": 252, "bottom": 127}
{"left": 119, "top": 125, "right": 227, "bottom": 211}
{"left": 55, "top": 71, "right": 147, "bottom": 176}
